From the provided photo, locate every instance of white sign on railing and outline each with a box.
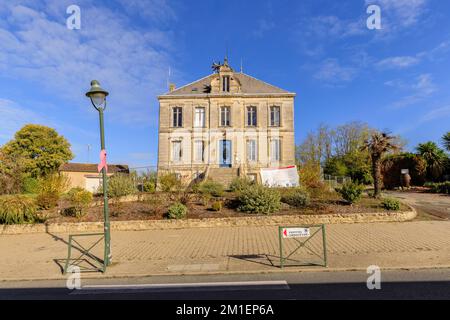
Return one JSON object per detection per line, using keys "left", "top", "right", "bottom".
{"left": 282, "top": 227, "right": 310, "bottom": 239}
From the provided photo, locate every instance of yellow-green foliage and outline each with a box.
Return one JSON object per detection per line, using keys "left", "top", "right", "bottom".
{"left": 36, "top": 174, "right": 69, "bottom": 209}
{"left": 159, "top": 173, "right": 182, "bottom": 192}
{"left": 66, "top": 187, "right": 93, "bottom": 218}
{"left": 0, "top": 195, "right": 38, "bottom": 225}
{"left": 211, "top": 200, "right": 223, "bottom": 212}
{"left": 167, "top": 202, "right": 187, "bottom": 219}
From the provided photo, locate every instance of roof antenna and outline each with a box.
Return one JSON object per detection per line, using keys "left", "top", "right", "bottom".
{"left": 166, "top": 66, "right": 172, "bottom": 90}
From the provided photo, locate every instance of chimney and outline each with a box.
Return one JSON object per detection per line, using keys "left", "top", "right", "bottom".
{"left": 169, "top": 83, "right": 176, "bottom": 92}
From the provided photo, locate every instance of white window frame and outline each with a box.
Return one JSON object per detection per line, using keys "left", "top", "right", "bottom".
{"left": 172, "top": 107, "right": 183, "bottom": 127}
{"left": 247, "top": 106, "right": 257, "bottom": 127}
{"left": 220, "top": 106, "right": 231, "bottom": 126}
{"left": 194, "top": 140, "right": 205, "bottom": 162}
{"left": 270, "top": 106, "right": 281, "bottom": 127}
{"left": 172, "top": 141, "right": 182, "bottom": 162}
{"left": 247, "top": 139, "right": 257, "bottom": 162}
{"left": 270, "top": 139, "right": 281, "bottom": 162}
{"left": 194, "top": 107, "right": 205, "bottom": 128}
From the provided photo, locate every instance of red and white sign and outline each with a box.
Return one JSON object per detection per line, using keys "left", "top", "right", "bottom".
{"left": 260, "top": 166, "right": 299, "bottom": 188}
{"left": 282, "top": 227, "right": 310, "bottom": 239}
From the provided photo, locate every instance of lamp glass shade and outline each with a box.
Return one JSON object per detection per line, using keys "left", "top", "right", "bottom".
{"left": 90, "top": 92, "right": 106, "bottom": 108}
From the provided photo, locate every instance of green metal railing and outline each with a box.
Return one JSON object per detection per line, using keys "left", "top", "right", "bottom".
{"left": 278, "top": 224, "right": 327, "bottom": 268}
{"left": 63, "top": 233, "right": 106, "bottom": 274}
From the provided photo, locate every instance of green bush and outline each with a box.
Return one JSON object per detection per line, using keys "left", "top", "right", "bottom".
{"left": 0, "top": 195, "right": 39, "bottom": 224}
{"left": 66, "top": 187, "right": 93, "bottom": 218}
{"left": 381, "top": 198, "right": 401, "bottom": 211}
{"left": 237, "top": 184, "right": 281, "bottom": 214}
{"left": 36, "top": 174, "right": 69, "bottom": 209}
{"left": 211, "top": 200, "right": 223, "bottom": 212}
{"left": 425, "top": 181, "right": 450, "bottom": 194}
{"left": 282, "top": 188, "right": 310, "bottom": 207}
{"left": 143, "top": 180, "right": 156, "bottom": 193}
{"left": 167, "top": 202, "right": 187, "bottom": 219}
{"left": 22, "top": 177, "right": 39, "bottom": 194}
{"left": 229, "top": 177, "right": 254, "bottom": 193}
{"left": 107, "top": 174, "right": 136, "bottom": 198}
{"left": 198, "top": 180, "right": 224, "bottom": 197}
{"left": 159, "top": 173, "right": 182, "bottom": 192}
{"left": 335, "top": 181, "right": 364, "bottom": 204}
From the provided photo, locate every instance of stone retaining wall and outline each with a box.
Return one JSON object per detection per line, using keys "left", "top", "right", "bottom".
{"left": 0, "top": 207, "right": 417, "bottom": 235}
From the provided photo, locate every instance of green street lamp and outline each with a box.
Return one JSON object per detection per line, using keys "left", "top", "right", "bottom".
{"left": 86, "top": 80, "right": 111, "bottom": 268}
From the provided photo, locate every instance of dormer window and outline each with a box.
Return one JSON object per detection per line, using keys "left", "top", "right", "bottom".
{"left": 222, "top": 76, "right": 230, "bottom": 92}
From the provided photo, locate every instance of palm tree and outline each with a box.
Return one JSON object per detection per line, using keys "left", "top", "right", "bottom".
{"left": 416, "top": 142, "right": 446, "bottom": 181}
{"left": 362, "top": 132, "right": 398, "bottom": 198}
{"left": 442, "top": 132, "right": 450, "bottom": 152}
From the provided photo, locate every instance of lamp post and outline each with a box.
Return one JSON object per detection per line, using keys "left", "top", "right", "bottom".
{"left": 85, "top": 80, "right": 111, "bottom": 267}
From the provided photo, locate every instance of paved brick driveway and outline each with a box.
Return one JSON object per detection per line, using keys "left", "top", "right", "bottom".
{"left": 387, "top": 191, "right": 450, "bottom": 220}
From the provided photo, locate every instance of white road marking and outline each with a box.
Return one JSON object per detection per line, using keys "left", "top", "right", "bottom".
{"left": 70, "top": 280, "right": 290, "bottom": 295}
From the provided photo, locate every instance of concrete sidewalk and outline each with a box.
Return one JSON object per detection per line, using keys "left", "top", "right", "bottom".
{"left": 0, "top": 221, "right": 449, "bottom": 281}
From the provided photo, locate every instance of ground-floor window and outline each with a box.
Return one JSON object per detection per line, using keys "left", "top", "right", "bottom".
{"left": 172, "top": 141, "right": 182, "bottom": 162}
{"left": 247, "top": 139, "right": 257, "bottom": 162}
{"left": 194, "top": 140, "right": 205, "bottom": 162}
{"left": 270, "top": 139, "right": 281, "bottom": 162}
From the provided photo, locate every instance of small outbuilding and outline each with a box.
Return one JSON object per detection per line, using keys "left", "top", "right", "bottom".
{"left": 59, "top": 163, "right": 129, "bottom": 193}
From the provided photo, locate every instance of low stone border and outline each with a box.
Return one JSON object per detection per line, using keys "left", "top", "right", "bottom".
{"left": 0, "top": 206, "right": 416, "bottom": 235}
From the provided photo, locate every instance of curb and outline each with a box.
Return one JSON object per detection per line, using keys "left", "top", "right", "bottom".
{"left": 0, "top": 206, "right": 417, "bottom": 235}
{"left": 0, "top": 263, "right": 448, "bottom": 283}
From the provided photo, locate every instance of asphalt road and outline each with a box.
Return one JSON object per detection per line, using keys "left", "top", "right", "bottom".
{"left": 0, "top": 268, "right": 449, "bottom": 300}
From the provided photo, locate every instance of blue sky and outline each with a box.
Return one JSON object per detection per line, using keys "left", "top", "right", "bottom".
{"left": 1, "top": 0, "right": 449, "bottom": 168}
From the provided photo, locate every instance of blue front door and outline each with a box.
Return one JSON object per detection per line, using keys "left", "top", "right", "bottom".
{"left": 219, "top": 140, "right": 232, "bottom": 167}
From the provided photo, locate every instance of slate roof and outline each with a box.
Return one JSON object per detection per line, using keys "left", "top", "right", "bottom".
{"left": 59, "top": 163, "right": 130, "bottom": 173}
{"left": 161, "top": 73, "right": 294, "bottom": 96}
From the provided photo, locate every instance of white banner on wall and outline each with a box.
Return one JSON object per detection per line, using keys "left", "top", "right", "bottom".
{"left": 260, "top": 166, "right": 300, "bottom": 188}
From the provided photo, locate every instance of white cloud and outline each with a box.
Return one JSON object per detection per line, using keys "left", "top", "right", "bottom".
{"left": 0, "top": 1, "right": 178, "bottom": 126}
{"left": 421, "top": 105, "right": 450, "bottom": 122}
{"left": 314, "top": 59, "right": 357, "bottom": 84}
{"left": 377, "top": 56, "right": 420, "bottom": 69}
{"left": 387, "top": 73, "right": 437, "bottom": 108}
{"left": 0, "top": 99, "right": 46, "bottom": 141}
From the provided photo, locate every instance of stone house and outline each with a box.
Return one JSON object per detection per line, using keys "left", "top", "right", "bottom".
{"left": 157, "top": 58, "right": 296, "bottom": 186}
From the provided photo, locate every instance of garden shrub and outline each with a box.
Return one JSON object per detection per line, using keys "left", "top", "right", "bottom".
{"left": 0, "top": 195, "right": 39, "bottom": 224}
{"left": 107, "top": 173, "right": 136, "bottom": 198}
{"left": 143, "top": 180, "right": 156, "bottom": 193}
{"left": 211, "top": 200, "right": 223, "bottom": 212}
{"left": 237, "top": 184, "right": 281, "bottom": 214}
{"left": 167, "top": 202, "right": 187, "bottom": 219}
{"left": 198, "top": 180, "right": 224, "bottom": 197}
{"left": 36, "top": 174, "right": 69, "bottom": 209}
{"left": 282, "top": 188, "right": 310, "bottom": 207}
{"left": 381, "top": 198, "right": 401, "bottom": 211}
{"left": 66, "top": 187, "right": 93, "bottom": 218}
{"left": 425, "top": 181, "right": 450, "bottom": 194}
{"left": 159, "top": 173, "right": 182, "bottom": 192}
{"left": 335, "top": 181, "right": 364, "bottom": 204}
{"left": 229, "top": 177, "right": 254, "bottom": 193}
{"left": 22, "top": 177, "right": 39, "bottom": 194}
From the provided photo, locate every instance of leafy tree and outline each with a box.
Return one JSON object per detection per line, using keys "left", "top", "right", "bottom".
{"left": 1, "top": 125, "right": 73, "bottom": 178}
{"left": 362, "top": 132, "right": 398, "bottom": 198}
{"left": 442, "top": 132, "right": 450, "bottom": 152}
{"left": 416, "top": 141, "right": 447, "bottom": 181}
{"left": 0, "top": 151, "right": 27, "bottom": 194}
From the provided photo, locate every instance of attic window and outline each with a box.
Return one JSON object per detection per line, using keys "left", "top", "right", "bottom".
{"left": 222, "top": 76, "right": 230, "bottom": 92}
{"left": 192, "top": 88, "right": 198, "bottom": 92}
